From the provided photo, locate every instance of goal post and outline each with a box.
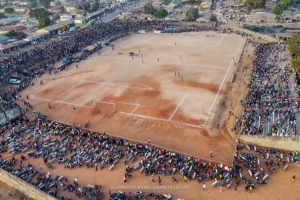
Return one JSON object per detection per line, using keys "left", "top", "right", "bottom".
{"left": 93, "top": 100, "right": 116, "bottom": 116}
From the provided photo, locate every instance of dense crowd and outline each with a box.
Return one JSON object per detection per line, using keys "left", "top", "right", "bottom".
{"left": 0, "top": 21, "right": 160, "bottom": 78}
{"left": 239, "top": 42, "right": 298, "bottom": 136}
{"left": 0, "top": 20, "right": 297, "bottom": 199}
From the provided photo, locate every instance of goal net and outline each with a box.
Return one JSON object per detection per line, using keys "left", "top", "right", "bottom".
{"left": 93, "top": 100, "right": 116, "bottom": 116}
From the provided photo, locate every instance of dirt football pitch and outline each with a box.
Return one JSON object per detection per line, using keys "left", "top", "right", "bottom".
{"left": 21, "top": 32, "right": 246, "bottom": 165}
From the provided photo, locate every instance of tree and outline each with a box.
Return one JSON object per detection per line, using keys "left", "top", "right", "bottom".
{"left": 182, "top": 0, "right": 201, "bottom": 4}
{"left": 83, "top": 4, "right": 91, "bottom": 12}
{"left": 272, "top": 0, "right": 291, "bottom": 15}
{"left": 39, "top": 0, "right": 52, "bottom": 8}
{"left": 143, "top": 3, "right": 154, "bottom": 14}
{"left": 157, "top": 8, "right": 168, "bottom": 18}
{"left": 165, "top": 0, "right": 172, "bottom": 3}
{"left": 210, "top": 14, "right": 218, "bottom": 22}
{"left": 0, "top": 13, "right": 7, "bottom": 19}
{"left": 29, "top": 1, "right": 38, "bottom": 9}
{"left": 287, "top": 35, "right": 300, "bottom": 57}
{"left": 272, "top": 4, "right": 284, "bottom": 15}
{"left": 292, "top": 56, "right": 300, "bottom": 73}
{"left": 38, "top": 16, "right": 50, "bottom": 28}
{"left": 185, "top": 7, "right": 199, "bottom": 21}
{"left": 75, "top": 5, "right": 82, "bottom": 9}
{"left": 4, "top": 8, "right": 15, "bottom": 14}
{"left": 244, "top": 0, "right": 266, "bottom": 11}
{"left": 92, "top": 1, "right": 99, "bottom": 11}
{"left": 5, "top": 30, "right": 17, "bottom": 38}
{"left": 60, "top": 6, "right": 65, "bottom": 14}
{"left": 29, "top": 8, "right": 50, "bottom": 18}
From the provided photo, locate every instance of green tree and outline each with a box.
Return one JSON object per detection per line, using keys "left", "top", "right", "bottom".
{"left": 39, "top": 0, "right": 52, "bottom": 8}
{"left": 244, "top": 0, "right": 266, "bottom": 11}
{"left": 92, "top": 1, "right": 99, "bottom": 11}
{"left": 273, "top": 0, "right": 291, "bottom": 15}
{"left": 182, "top": 0, "right": 201, "bottom": 4}
{"left": 156, "top": 8, "right": 168, "bottom": 18}
{"left": 4, "top": 8, "right": 15, "bottom": 14}
{"left": 75, "top": 5, "right": 82, "bottom": 9}
{"left": 272, "top": 4, "right": 284, "bottom": 15}
{"left": 287, "top": 35, "right": 300, "bottom": 56}
{"left": 143, "top": 3, "right": 154, "bottom": 14}
{"left": 83, "top": 4, "right": 91, "bottom": 12}
{"left": 185, "top": 7, "right": 199, "bottom": 21}
{"left": 0, "top": 13, "right": 7, "bottom": 19}
{"left": 60, "top": 6, "right": 65, "bottom": 14}
{"left": 29, "top": 1, "right": 37, "bottom": 9}
{"left": 29, "top": 8, "right": 50, "bottom": 18}
{"left": 5, "top": 30, "right": 17, "bottom": 38}
{"left": 292, "top": 56, "right": 300, "bottom": 73}
{"left": 166, "top": 0, "right": 172, "bottom": 3}
{"left": 210, "top": 14, "right": 218, "bottom": 22}
{"left": 38, "top": 16, "right": 50, "bottom": 28}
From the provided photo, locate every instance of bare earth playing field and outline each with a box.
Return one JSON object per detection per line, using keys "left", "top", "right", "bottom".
{"left": 20, "top": 32, "right": 245, "bottom": 164}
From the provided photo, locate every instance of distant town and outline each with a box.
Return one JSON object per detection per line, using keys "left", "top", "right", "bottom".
{"left": 0, "top": 0, "right": 298, "bottom": 54}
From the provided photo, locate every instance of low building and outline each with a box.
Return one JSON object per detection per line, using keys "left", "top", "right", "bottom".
{"left": 224, "top": 12, "right": 247, "bottom": 19}
{"left": 20, "top": 18, "right": 39, "bottom": 26}
{"left": 152, "top": 2, "right": 163, "bottom": 8}
{"left": 0, "top": 40, "right": 30, "bottom": 54}
{"left": 6, "top": 13, "right": 19, "bottom": 19}
{"left": 36, "top": 20, "right": 74, "bottom": 34}
{"left": 247, "top": 12, "right": 277, "bottom": 23}
{"left": 169, "top": 0, "right": 181, "bottom": 7}
{"left": 0, "top": 7, "right": 26, "bottom": 13}
{"left": 0, "top": 18, "right": 20, "bottom": 26}
{"left": 12, "top": 1, "right": 29, "bottom": 6}
{"left": 60, "top": 14, "right": 73, "bottom": 21}
{"left": 200, "top": 1, "right": 211, "bottom": 9}
{"left": 0, "top": 34, "right": 9, "bottom": 41}
{"left": 138, "top": 14, "right": 155, "bottom": 20}
{"left": 0, "top": 26, "right": 25, "bottom": 34}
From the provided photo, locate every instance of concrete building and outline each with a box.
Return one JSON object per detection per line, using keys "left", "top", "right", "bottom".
{"left": 200, "top": 1, "right": 211, "bottom": 9}
{"left": 60, "top": 14, "right": 73, "bottom": 21}
{"left": 169, "top": 0, "right": 180, "bottom": 7}
{"left": 247, "top": 12, "right": 277, "bottom": 23}
{"left": 0, "top": 26, "right": 25, "bottom": 34}
{"left": 36, "top": 20, "right": 74, "bottom": 34}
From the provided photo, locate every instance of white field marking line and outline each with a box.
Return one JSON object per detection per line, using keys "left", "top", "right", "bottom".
{"left": 55, "top": 81, "right": 84, "bottom": 99}
{"left": 101, "top": 55, "right": 228, "bottom": 70}
{"left": 80, "top": 97, "right": 92, "bottom": 106}
{"left": 140, "top": 56, "right": 181, "bottom": 70}
{"left": 84, "top": 80, "right": 186, "bottom": 95}
{"left": 143, "top": 36, "right": 154, "bottom": 43}
{"left": 30, "top": 96, "right": 52, "bottom": 102}
{"left": 127, "top": 82, "right": 153, "bottom": 90}
{"left": 120, "top": 112, "right": 201, "bottom": 128}
{"left": 180, "top": 63, "right": 228, "bottom": 70}
{"left": 85, "top": 81, "right": 152, "bottom": 91}
{"left": 54, "top": 100, "right": 91, "bottom": 108}
{"left": 217, "top": 38, "right": 224, "bottom": 46}
{"left": 30, "top": 96, "right": 91, "bottom": 108}
{"left": 203, "top": 39, "right": 245, "bottom": 127}
{"left": 131, "top": 105, "right": 140, "bottom": 114}
{"left": 93, "top": 99, "right": 139, "bottom": 106}
{"left": 168, "top": 94, "right": 188, "bottom": 121}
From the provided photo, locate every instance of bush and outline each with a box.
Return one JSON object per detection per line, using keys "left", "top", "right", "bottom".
{"left": 157, "top": 8, "right": 168, "bottom": 18}
{"left": 185, "top": 7, "right": 199, "bottom": 21}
